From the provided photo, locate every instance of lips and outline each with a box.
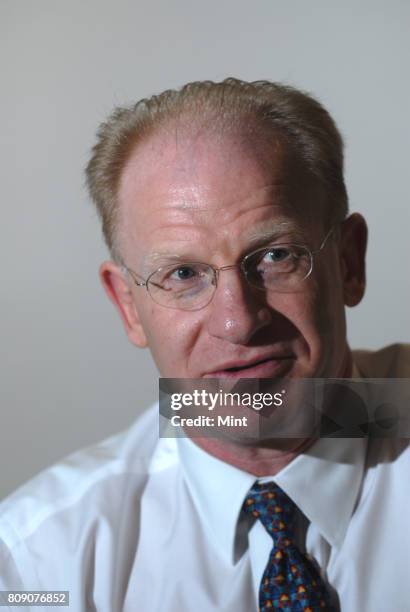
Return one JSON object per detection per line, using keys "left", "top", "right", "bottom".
{"left": 203, "top": 355, "right": 295, "bottom": 379}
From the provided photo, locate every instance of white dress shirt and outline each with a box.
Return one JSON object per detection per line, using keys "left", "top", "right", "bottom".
{"left": 0, "top": 343, "right": 409, "bottom": 612}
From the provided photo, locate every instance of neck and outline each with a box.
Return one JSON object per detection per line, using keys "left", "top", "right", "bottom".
{"left": 192, "top": 436, "right": 314, "bottom": 476}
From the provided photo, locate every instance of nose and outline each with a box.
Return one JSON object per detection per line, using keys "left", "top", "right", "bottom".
{"left": 206, "top": 267, "right": 272, "bottom": 344}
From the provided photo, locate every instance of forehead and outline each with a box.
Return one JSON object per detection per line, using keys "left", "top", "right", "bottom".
{"left": 117, "top": 129, "right": 325, "bottom": 263}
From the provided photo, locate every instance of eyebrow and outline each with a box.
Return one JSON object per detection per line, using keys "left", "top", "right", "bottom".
{"left": 141, "top": 221, "right": 305, "bottom": 272}
{"left": 143, "top": 252, "right": 185, "bottom": 267}
{"left": 141, "top": 252, "right": 192, "bottom": 276}
{"left": 245, "top": 221, "right": 304, "bottom": 247}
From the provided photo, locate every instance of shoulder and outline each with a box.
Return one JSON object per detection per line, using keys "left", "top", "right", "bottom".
{"left": 0, "top": 405, "right": 182, "bottom": 604}
{"left": 352, "top": 342, "right": 410, "bottom": 377}
{"left": 0, "top": 405, "right": 159, "bottom": 550}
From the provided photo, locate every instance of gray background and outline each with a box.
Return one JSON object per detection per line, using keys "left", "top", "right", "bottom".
{"left": 1, "top": 0, "right": 409, "bottom": 500}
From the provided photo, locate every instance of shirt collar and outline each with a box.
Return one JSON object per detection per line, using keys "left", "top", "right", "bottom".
{"left": 177, "top": 434, "right": 255, "bottom": 565}
{"left": 177, "top": 433, "right": 366, "bottom": 563}
{"left": 271, "top": 436, "right": 367, "bottom": 548}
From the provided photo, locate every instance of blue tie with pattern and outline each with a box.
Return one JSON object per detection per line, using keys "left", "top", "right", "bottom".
{"left": 243, "top": 482, "right": 336, "bottom": 611}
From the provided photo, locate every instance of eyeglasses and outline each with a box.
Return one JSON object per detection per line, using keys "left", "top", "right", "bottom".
{"left": 123, "top": 226, "right": 335, "bottom": 311}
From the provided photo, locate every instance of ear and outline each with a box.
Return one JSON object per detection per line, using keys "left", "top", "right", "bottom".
{"left": 99, "top": 261, "right": 148, "bottom": 348}
{"left": 339, "top": 213, "right": 368, "bottom": 307}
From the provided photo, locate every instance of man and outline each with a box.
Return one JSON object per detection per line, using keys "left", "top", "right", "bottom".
{"left": 1, "top": 79, "right": 409, "bottom": 611}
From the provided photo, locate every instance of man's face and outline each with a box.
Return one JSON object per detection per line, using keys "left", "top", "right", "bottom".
{"left": 102, "top": 130, "right": 365, "bottom": 380}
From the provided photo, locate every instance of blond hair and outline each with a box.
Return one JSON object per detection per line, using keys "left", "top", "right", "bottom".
{"left": 85, "top": 78, "right": 348, "bottom": 262}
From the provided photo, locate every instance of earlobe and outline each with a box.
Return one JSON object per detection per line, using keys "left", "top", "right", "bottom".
{"left": 339, "top": 213, "right": 368, "bottom": 308}
{"left": 99, "top": 261, "right": 148, "bottom": 348}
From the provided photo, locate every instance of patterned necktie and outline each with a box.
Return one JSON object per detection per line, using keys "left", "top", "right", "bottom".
{"left": 243, "top": 482, "right": 336, "bottom": 611}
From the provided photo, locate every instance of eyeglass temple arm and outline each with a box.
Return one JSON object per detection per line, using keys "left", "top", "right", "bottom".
{"left": 121, "top": 266, "right": 173, "bottom": 292}
{"left": 314, "top": 225, "right": 336, "bottom": 254}
{"left": 121, "top": 266, "right": 147, "bottom": 287}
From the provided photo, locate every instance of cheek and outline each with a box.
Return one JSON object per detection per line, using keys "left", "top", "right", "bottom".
{"left": 268, "top": 281, "right": 337, "bottom": 358}
{"left": 294, "top": 275, "right": 347, "bottom": 364}
{"left": 139, "top": 304, "right": 203, "bottom": 375}
{"left": 268, "top": 288, "right": 321, "bottom": 337}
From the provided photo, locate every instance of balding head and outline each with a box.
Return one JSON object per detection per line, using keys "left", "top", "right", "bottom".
{"left": 85, "top": 78, "right": 348, "bottom": 263}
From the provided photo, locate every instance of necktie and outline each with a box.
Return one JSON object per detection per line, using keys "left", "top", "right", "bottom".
{"left": 243, "top": 482, "right": 336, "bottom": 611}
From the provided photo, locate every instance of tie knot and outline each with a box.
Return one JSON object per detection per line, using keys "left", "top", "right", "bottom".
{"left": 243, "top": 482, "right": 297, "bottom": 546}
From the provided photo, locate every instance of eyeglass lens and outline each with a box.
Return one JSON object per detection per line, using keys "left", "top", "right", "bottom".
{"left": 146, "top": 244, "right": 313, "bottom": 310}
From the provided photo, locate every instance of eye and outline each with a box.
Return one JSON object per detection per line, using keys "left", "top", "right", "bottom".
{"left": 151, "top": 263, "right": 210, "bottom": 292}
{"left": 245, "top": 245, "right": 299, "bottom": 280}
{"left": 169, "top": 265, "right": 198, "bottom": 280}
{"left": 263, "top": 247, "right": 292, "bottom": 263}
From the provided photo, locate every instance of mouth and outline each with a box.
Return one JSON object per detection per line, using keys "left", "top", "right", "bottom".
{"left": 203, "top": 355, "right": 295, "bottom": 379}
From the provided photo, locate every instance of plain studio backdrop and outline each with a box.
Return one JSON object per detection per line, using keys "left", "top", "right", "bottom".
{"left": 1, "top": 0, "right": 409, "bottom": 500}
